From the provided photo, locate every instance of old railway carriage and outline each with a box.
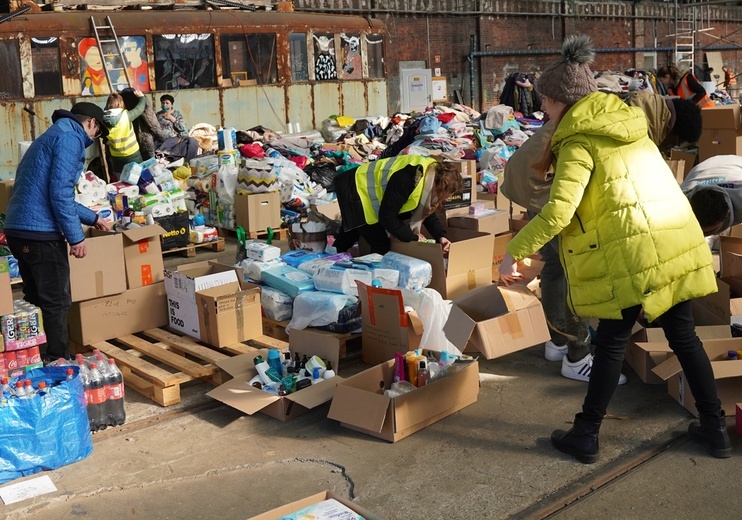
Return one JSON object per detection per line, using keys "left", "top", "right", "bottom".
{"left": 0, "top": 8, "right": 386, "bottom": 178}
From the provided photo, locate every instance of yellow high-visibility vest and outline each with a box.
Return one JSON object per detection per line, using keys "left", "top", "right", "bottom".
{"left": 355, "top": 155, "right": 437, "bottom": 225}
{"left": 107, "top": 111, "right": 139, "bottom": 157}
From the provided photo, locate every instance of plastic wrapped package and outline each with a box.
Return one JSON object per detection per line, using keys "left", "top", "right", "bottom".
{"left": 298, "top": 252, "right": 353, "bottom": 276}
{"left": 239, "top": 258, "right": 285, "bottom": 282}
{"left": 245, "top": 241, "right": 281, "bottom": 262}
{"left": 260, "top": 286, "right": 294, "bottom": 322}
{"left": 285, "top": 291, "right": 357, "bottom": 333}
{"left": 261, "top": 265, "right": 316, "bottom": 298}
{"left": 281, "top": 249, "right": 327, "bottom": 268}
{"left": 313, "top": 267, "right": 373, "bottom": 296}
{"left": 319, "top": 297, "right": 362, "bottom": 334}
{"left": 372, "top": 268, "right": 400, "bottom": 289}
{"left": 380, "top": 252, "right": 433, "bottom": 291}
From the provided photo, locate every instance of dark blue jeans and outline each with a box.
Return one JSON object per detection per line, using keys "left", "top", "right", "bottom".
{"left": 583, "top": 300, "right": 720, "bottom": 421}
{"left": 7, "top": 237, "right": 71, "bottom": 360}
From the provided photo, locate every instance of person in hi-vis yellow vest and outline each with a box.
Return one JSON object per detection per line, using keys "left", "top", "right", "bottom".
{"left": 102, "top": 90, "right": 147, "bottom": 179}
{"left": 333, "top": 155, "right": 463, "bottom": 254}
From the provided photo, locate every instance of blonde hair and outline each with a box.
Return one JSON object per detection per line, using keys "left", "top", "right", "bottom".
{"left": 105, "top": 92, "right": 124, "bottom": 110}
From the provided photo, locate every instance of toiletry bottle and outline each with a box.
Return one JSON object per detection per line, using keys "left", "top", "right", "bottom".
{"left": 417, "top": 359, "right": 430, "bottom": 387}
{"left": 282, "top": 351, "right": 293, "bottom": 375}
{"left": 267, "top": 349, "right": 283, "bottom": 376}
{"left": 254, "top": 355, "right": 279, "bottom": 385}
{"left": 323, "top": 361, "right": 336, "bottom": 379}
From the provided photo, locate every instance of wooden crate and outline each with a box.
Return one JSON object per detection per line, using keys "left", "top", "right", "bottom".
{"left": 162, "top": 237, "right": 226, "bottom": 258}
{"left": 71, "top": 327, "right": 260, "bottom": 406}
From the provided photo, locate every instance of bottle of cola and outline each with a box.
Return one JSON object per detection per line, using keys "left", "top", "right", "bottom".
{"left": 86, "top": 363, "right": 107, "bottom": 432}
{"left": 105, "top": 358, "right": 126, "bottom": 426}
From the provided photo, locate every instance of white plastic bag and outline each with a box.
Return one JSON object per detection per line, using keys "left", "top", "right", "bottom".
{"left": 416, "top": 288, "right": 462, "bottom": 355}
{"left": 285, "top": 291, "right": 355, "bottom": 333}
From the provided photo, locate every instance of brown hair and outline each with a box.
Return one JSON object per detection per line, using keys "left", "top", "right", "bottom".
{"left": 105, "top": 92, "right": 124, "bottom": 110}
{"left": 534, "top": 103, "right": 571, "bottom": 174}
{"left": 657, "top": 65, "right": 681, "bottom": 86}
{"left": 430, "top": 158, "right": 464, "bottom": 211}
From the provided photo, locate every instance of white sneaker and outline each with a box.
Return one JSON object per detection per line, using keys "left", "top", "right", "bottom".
{"left": 545, "top": 340, "right": 568, "bottom": 361}
{"left": 561, "top": 353, "right": 627, "bottom": 385}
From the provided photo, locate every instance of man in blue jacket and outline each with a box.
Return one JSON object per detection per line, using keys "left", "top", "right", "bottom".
{"left": 5, "top": 102, "right": 111, "bottom": 361}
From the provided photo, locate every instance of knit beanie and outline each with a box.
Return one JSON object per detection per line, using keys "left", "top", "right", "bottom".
{"left": 537, "top": 35, "right": 598, "bottom": 105}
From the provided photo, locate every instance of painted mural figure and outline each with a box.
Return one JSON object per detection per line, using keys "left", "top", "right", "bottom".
{"left": 122, "top": 36, "right": 150, "bottom": 92}
{"left": 79, "top": 37, "right": 110, "bottom": 96}
{"left": 314, "top": 34, "right": 337, "bottom": 81}
{"left": 340, "top": 34, "right": 362, "bottom": 80}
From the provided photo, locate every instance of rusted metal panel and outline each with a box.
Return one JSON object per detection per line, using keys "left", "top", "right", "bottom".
{"left": 286, "top": 83, "right": 313, "bottom": 134}
{"left": 157, "top": 89, "right": 222, "bottom": 131}
{"left": 312, "top": 82, "right": 342, "bottom": 124}
{"left": 61, "top": 36, "right": 82, "bottom": 95}
{"left": 365, "top": 80, "right": 388, "bottom": 117}
{"left": 340, "top": 80, "right": 368, "bottom": 116}
{"left": 19, "top": 36, "right": 34, "bottom": 99}
{"left": 221, "top": 85, "right": 260, "bottom": 129}
{"left": 255, "top": 85, "right": 288, "bottom": 132}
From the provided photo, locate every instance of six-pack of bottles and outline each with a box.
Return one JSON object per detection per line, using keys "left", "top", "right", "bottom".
{"left": 1, "top": 300, "right": 47, "bottom": 352}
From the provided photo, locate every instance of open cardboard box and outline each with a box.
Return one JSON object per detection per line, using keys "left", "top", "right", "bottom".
{"left": 630, "top": 324, "right": 731, "bottom": 384}
{"left": 207, "top": 338, "right": 342, "bottom": 421}
{"left": 92, "top": 224, "right": 166, "bottom": 289}
{"left": 444, "top": 284, "right": 550, "bottom": 359}
{"left": 652, "top": 338, "right": 742, "bottom": 416}
{"left": 164, "top": 260, "right": 243, "bottom": 339}
{"left": 390, "top": 227, "right": 494, "bottom": 300}
{"left": 248, "top": 491, "right": 382, "bottom": 520}
{"left": 356, "top": 282, "right": 423, "bottom": 366}
{"left": 328, "top": 354, "right": 480, "bottom": 442}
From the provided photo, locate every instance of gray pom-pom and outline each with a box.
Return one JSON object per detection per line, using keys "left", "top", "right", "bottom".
{"left": 561, "top": 34, "right": 595, "bottom": 65}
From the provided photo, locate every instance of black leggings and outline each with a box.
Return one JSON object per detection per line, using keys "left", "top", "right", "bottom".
{"left": 582, "top": 300, "right": 720, "bottom": 421}
{"left": 333, "top": 223, "right": 392, "bottom": 255}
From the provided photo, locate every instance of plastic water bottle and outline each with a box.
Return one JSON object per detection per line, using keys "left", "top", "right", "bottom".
{"left": 264, "top": 147, "right": 282, "bottom": 159}
{"left": 1, "top": 377, "right": 10, "bottom": 396}
{"left": 87, "top": 363, "right": 107, "bottom": 431}
{"left": 65, "top": 368, "right": 75, "bottom": 381}
{"left": 13, "top": 380, "right": 25, "bottom": 397}
{"left": 105, "top": 358, "right": 126, "bottom": 427}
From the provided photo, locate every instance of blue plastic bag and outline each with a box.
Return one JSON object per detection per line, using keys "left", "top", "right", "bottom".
{"left": 0, "top": 365, "right": 93, "bottom": 484}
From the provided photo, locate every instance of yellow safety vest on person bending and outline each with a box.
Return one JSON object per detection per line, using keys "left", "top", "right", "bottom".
{"left": 107, "top": 111, "right": 139, "bottom": 157}
{"left": 355, "top": 155, "right": 437, "bottom": 225}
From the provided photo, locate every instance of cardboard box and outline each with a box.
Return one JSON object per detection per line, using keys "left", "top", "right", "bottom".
{"left": 653, "top": 338, "right": 742, "bottom": 416}
{"left": 155, "top": 212, "right": 190, "bottom": 250}
{"left": 492, "top": 232, "right": 513, "bottom": 267}
{"left": 356, "top": 282, "right": 423, "bottom": 365}
{"left": 196, "top": 282, "right": 262, "bottom": 347}
{"left": 248, "top": 491, "right": 382, "bottom": 520}
{"left": 94, "top": 224, "right": 166, "bottom": 289}
{"left": 444, "top": 284, "right": 550, "bottom": 359}
{"left": 391, "top": 227, "right": 494, "bottom": 299}
{"left": 310, "top": 200, "right": 341, "bottom": 221}
{"left": 629, "top": 325, "right": 731, "bottom": 384}
{"left": 69, "top": 230, "right": 126, "bottom": 302}
{"left": 164, "top": 261, "right": 242, "bottom": 339}
{"left": 321, "top": 142, "right": 363, "bottom": 161}
{"left": 328, "top": 356, "right": 480, "bottom": 442}
{"left": 669, "top": 148, "right": 698, "bottom": 178}
{"left": 0, "top": 179, "right": 13, "bottom": 214}
{"left": 701, "top": 103, "right": 741, "bottom": 130}
{"left": 442, "top": 175, "right": 474, "bottom": 210}
{"left": 68, "top": 282, "right": 168, "bottom": 345}
{"left": 692, "top": 278, "right": 731, "bottom": 326}
{"left": 698, "top": 128, "right": 742, "bottom": 162}
{"left": 235, "top": 191, "right": 282, "bottom": 233}
{"left": 448, "top": 209, "right": 510, "bottom": 236}
{"left": 665, "top": 159, "right": 686, "bottom": 184}
{"left": 207, "top": 341, "right": 342, "bottom": 421}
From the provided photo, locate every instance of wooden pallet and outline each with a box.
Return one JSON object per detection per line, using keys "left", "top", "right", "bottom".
{"left": 73, "top": 327, "right": 261, "bottom": 406}
{"left": 162, "top": 237, "right": 226, "bottom": 258}
{"left": 219, "top": 227, "right": 289, "bottom": 241}
{"left": 261, "top": 317, "right": 360, "bottom": 359}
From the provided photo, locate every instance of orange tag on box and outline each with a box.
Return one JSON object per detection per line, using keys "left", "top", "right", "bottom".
{"left": 138, "top": 241, "right": 149, "bottom": 253}
{"left": 140, "top": 264, "right": 153, "bottom": 286}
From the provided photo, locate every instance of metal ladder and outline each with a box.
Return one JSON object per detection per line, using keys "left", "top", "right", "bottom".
{"left": 90, "top": 16, "right": 131, "bottom": 92}
{"left": 673, "top": 3, "right": 696, "bottom": 72}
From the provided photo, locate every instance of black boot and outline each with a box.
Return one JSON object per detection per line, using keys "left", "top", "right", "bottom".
{"left": 551, "top": 413, "right": 601, "bottom": 464}
{"left": 688, "top": 410, "right": 732, "bottom": 459}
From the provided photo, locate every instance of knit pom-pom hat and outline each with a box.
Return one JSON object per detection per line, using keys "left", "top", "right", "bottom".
{"left": 537, "top": 34, "right": 598, "bottom": 105}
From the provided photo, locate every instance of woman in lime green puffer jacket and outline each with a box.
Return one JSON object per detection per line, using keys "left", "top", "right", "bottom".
{"left": 498, "top": 35, "right": 729, "bottom": 464}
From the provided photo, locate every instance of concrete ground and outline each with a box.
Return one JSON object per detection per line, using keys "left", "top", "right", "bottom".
{"left": 1, "top": 238, "right": 740, "bottom": 519}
